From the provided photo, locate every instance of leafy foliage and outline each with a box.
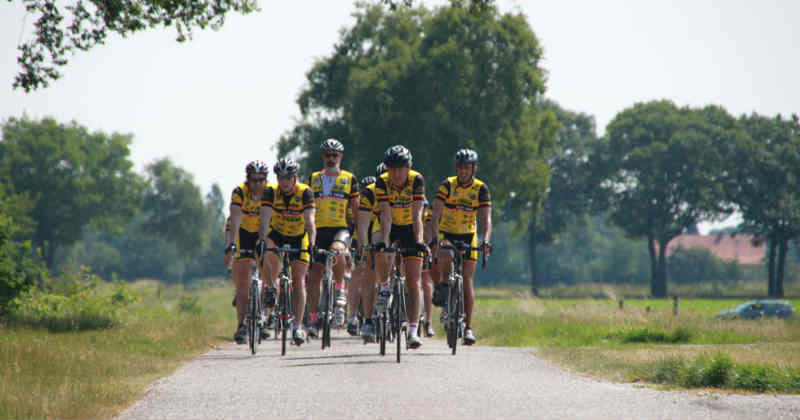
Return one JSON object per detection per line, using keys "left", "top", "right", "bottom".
{"left": 0, "top": 116, "right": 143, "bottom": 266}
{"left": 280, "top": 3, "right": 557, "bottom": 207}
{"left": 12, "top": 0, "right": 260, "bottom": 91}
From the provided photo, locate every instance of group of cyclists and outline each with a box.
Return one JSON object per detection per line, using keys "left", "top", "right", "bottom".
{"left": 223, "top": 139, "right": 492, "bottom": 352}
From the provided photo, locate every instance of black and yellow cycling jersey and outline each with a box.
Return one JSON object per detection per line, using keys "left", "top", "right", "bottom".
{"left": 263, "top": 183, "right": 315, "bottom": 237}
{"left": 358, "top": 182, "right": 381, "bottom": 226}
{"left": 230, "top": 183, "right": 268, "bottom": 233}
{"left": 435, "top": 176, "right": 491, "bottom": 235}
{"left": 308, "top": 170, "right": 358, "bottom": 228}
{"left": 374, "top": 170, "right": 425, "bottom": 226}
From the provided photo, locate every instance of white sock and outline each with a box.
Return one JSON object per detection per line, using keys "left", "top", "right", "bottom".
{"left": 409, "top": 323, "right": 418, "bottom": 336}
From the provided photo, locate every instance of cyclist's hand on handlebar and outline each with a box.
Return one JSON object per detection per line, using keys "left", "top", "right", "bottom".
{"left": 373, "top": 241, "right": 386, "bottom": 251}
{"left": 255, "top": 239, "right": 266, "bottom": 257}
{"left": 415, "top": 241, "right": 429, "bottom": 256}
{"left": 308, "top": 243, "right": 317, "bottom": 265}
{"left": 481, "top": 241, "right": 493, "bottom": 257}
{"left": 224, "top": 244, "right": 236, "bottom": 267}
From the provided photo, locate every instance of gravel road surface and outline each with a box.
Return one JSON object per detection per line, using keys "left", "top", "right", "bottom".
{"left": 119, "top": 330, "right": 800, "bottom": 419}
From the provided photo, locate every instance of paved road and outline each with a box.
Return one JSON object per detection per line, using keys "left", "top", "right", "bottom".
{"left": 119, "top": 330, "right": 800, "bottom": 419}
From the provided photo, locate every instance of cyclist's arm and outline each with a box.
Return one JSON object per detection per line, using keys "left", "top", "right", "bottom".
{"left": 412, "top": 199, "right": 424, "bottom": 244}
{"left": 225, "top": 187, "right": 244, "bottom": 247}
{"left": 478, "top": 183, "right": 492, "bottom": 246}
{"left": 379, "top": 201, "right": 392, "bottom": 244}
{"left": 431, "top": 198, "right": 443, "bottom": 239}
{"left": 479, "top": 205, "right": 492, "bottom": 244}
{"left": 302, "top": 187, "right": 316, "bottom": 245}
{"left": 411, "top": 173, "right": 425, "bottom": 243}
{"left": 258, "top": 185, "right": 275, "bottom": 242}
{"left": 304, "top": 207, "right": 316, "bottom": 245}
{"left": 357, "top": 209, "right": 371, "bottom": 247}
{"left": 258, "top": 206, "right": 272, "bottom": 242}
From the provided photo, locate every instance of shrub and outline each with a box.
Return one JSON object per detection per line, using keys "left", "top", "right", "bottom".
{"left": 8, "top": 289, "right": 121, "bottom": 331}
{"left": 608, "top": 327, "right": 692, "bottom": 344}
{"left": 178, "top": 295, "right": 201, "bottom": 314}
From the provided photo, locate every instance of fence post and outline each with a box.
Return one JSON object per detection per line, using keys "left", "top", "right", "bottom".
{"left": 672, "top": 296, "right": 679, "bottom": 315}
{"left": 618, "top": 299, "right": 624, "bottom": 310}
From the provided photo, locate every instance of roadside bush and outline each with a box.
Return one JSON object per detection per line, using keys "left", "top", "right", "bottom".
{"left": 7, "top": 269, "right": 140, "bottom": 331}
{"left": 178, "top": 295, "right": 202, "bottom": 314}
{"left": 607, "top": 327, "right": 692, "bottom": 344}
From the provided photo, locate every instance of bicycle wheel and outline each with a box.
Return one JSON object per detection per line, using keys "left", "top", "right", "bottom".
{"left": 448, "top": 280, "right": 458, "bottom": 355}
{"left": 321, "top": 276, "right": 330, "bottom": 350}
{"left": 249, "top": 282, "right": 258, "bottom": 355}
{"left": 280, "top": 285, "right": 288, "bottom": 356}
{"left": 378, "top": 315, "right": 386, "bottom": 355}
{"left": 394, "top": 282, "right": 404, "bottom": 363}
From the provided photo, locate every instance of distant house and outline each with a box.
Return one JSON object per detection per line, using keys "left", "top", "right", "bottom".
{"left": 665, "top": 234, "right": 765, "bottom": 265}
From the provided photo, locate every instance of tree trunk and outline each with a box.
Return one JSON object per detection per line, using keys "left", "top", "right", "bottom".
{"left": 767, "top": 236, "right": 776, "bottom": 297}
{"left": 775, "top": 237, "right": 787, "bottom": 298}
{"left": 647, "top": 234, "right": 657, "bottom": 289}
{"left": 652, "top": 239, "right": 668, "bottom": 298}
{"left": 528, "top": 228, "right": 540, "bottom": 297}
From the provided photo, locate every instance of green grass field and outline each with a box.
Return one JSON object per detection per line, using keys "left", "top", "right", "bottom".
{"left": 2, "top": 280, "right": 799, "bottom": 419}
{"left": 0, "top": 279, "right": 236, "bottom": 419}
{"left": 468, "top": 289, "right": 800, "bottom": 392}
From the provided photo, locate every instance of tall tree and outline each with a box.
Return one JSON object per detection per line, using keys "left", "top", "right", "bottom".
{"left": 734, "top": 113, "right": 800, "bottom": 297}
{"left": 279, "top": 2, "right": 558, "bottom": 229}
{"left": 0, "top": 116, "right": 141, "bottom": 266}
{"left": 141, "top": 158, "right": 210, "bottom": 260}
{"left": 507, "top": 101, "right": 599, "bottom": 295}
{"left": 591, "top": 100, "right": 742, "bottom": 297}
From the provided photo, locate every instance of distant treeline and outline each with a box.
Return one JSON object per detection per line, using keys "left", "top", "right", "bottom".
{"left": 3, "top": 3, "right": 800, "bottom": 309}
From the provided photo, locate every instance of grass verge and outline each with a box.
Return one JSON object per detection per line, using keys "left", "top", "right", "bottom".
{"left": 0, "top": 279, "right": 234, "bottom": 419}
{"left": 468, "top": 292, "right": 800, "bottom": 393}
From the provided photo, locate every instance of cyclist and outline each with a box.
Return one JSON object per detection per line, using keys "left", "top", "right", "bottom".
{"left": 306, "top": 139, "right": 359, "bottom": 338}
{"left": 225, "top": 160, "right": 271, "bottom": 345}
{"left": 354, "top": 163, "right": 387, "bottom": 338}
{"left": 258, "top": 158, "right": 316, "bottom": 345}
{"left": 369, "top": 145, "right": 427, "bottom": 349}
{"left": 430, "top": 148, "right": 492, "bottom": 346}
{"left": 421, "top": 197, "right": 436, "bottom": 337}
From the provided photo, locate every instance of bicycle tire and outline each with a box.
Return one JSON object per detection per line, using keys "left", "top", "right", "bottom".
{"left": 394, "top": 281, "right": 404, "bottom": 363}
{"left": 448, "top": 278, "right": 458, "bottom": 355}
{"left": 378, "top": 316, "right": 386, "bottom": 355}
{"left": 249, "top": 281, "right": 258, "bottom": 355}
{"left": 280, "top": 285, "right": 288, "bottom": 356}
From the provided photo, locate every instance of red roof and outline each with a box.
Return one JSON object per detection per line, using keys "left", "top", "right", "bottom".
{"left": 665, "top": 234, "right": 765, "bottom": 265}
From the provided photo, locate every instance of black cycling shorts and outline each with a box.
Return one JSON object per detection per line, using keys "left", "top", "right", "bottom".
{"left": 267, "top": 230, "right": 310, "bottom": 264}
{"left": 389, "top": 224, "right": 424, "bottom": 261}
{"left": 439, "top": 232, "right": 478, "bottom": 262}
{"left": 315, "top": 227, "right": 350, "bottom": 264}
{"left": 236, "top": 229, "right": 258, "bottom": 261}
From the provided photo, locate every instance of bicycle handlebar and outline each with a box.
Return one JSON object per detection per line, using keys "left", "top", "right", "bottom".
{"left": 433, "top": 241, "right": 489, "bottom": 268}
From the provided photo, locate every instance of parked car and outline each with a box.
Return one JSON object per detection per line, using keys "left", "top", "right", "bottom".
{"left": 713, "top": 300, "right": 795, "bottom": 320}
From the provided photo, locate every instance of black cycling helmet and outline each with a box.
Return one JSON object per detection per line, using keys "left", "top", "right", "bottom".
{"left": 273, "top": 158, "right": 299, "bottom": 176}
{"left": 321, "top": 138, "right": 344, "bottom": 153}
{"left": 383, "top": 145, "right": 412, "bottom": 168}
{"left": 360, "top": 176, "right": 376, "bottom": 189}
{"left": 454, "top": 148, "right": 478, "bottom": 164}
{"left": 246, "top": 160, "right": 269, "bottom": 176}
{"left": 375, "top": 162, "right": 387, "bottom": 177}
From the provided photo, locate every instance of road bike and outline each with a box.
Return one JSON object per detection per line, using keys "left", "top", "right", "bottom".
{"left": 372, "top": 244, "right": 426, "bottom": 363}
{"left": 238, "top": 249, "right": 265, "bottom": 355}
{"left": 263, "top": 245, "right": 305, "bottom": 356}
{"left": 316, "top": 248, "right": 348, "bottom": 349}
{"left": 434, "top": 241, "right": 487, "bottom": 355}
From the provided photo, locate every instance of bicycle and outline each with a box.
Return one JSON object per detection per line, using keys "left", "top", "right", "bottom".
{"left": 263, "top": 245, "right": 306, "bottom": 356}
{"left": 434, "top": 241, "right": 487, "bottom": 355}
{"left": 316, "top": 248, "right": 348, "bottom": 349}
{"left": 238, "top": 249, "right": 265, "bottom": 355}
{"left": 371, "top": 243, "right": 426, "bottom": 363}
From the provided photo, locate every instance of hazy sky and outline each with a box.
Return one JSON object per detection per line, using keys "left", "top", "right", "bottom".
{"left": 2, "top": 0, "right": 798, "bottom": 231}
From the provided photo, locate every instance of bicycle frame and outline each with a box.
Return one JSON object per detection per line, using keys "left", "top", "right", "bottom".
{"left": 371, "top": 244, "right": 417, "bottom": 363}
{"left": 435, "top": 241, "right": 486, "bottom": 355}
{"left": 263, "top": 245, "right": 304, "bottom": 356}
{"left": 316, "top": 248, "right": 348, "bottom": 350}
{"left": 238, "top": 249, "right": 264, "bottom": 356}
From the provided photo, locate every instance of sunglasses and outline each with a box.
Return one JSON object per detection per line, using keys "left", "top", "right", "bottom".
{"left": 277, "top": 174, "right": 295, "bottom": 181}
{"left": 248, "top": 177, "right": 267, "bottom": 183}
{"left": 324, "top": 153, "right": 340, "bottom": 159}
